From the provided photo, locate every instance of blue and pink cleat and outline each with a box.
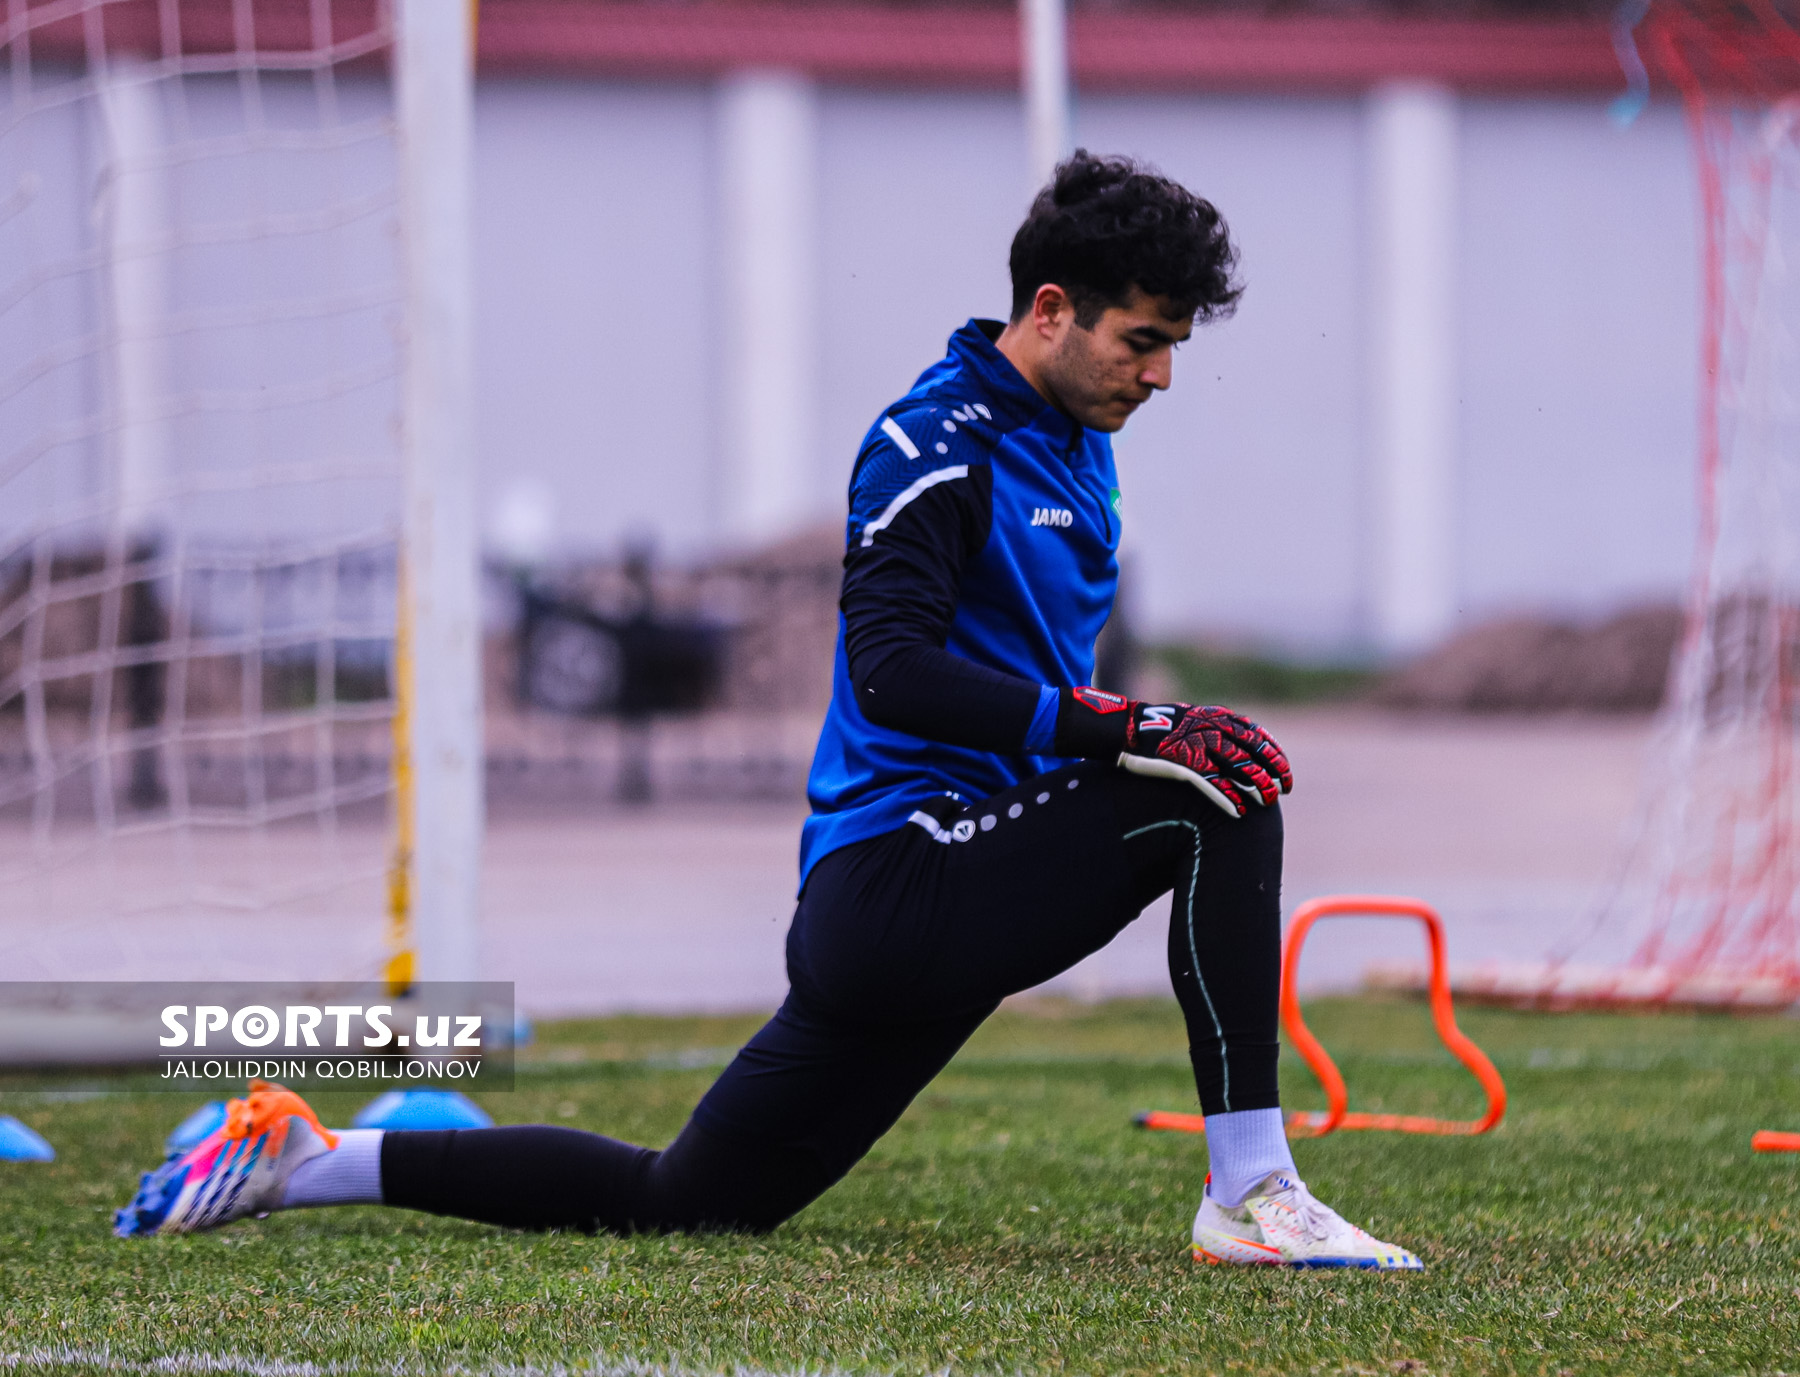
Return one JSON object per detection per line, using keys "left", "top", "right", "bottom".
{"left": 115, "top": 1081, "right": 338, "bottom": 1237}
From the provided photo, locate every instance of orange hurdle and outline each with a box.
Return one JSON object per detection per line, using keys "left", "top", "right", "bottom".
{"left": 1280, "top": 895, "right": 1506, "bottom": 1137}
{"left": 1134, "top": 1110, "right": 1209, "bottom": 1134}
{"left": 1134, "top": 894, "right": 1506, "bottom": 1141}
{"left": 1753, "top": 1130, "right": 1800, "bottom": 1152}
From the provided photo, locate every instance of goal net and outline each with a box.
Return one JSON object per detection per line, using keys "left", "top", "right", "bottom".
{"left": 1460, "top": 0, "right": 1800, "bottom": 1007}
{"left": 0, "top": 0, "right": 476, "bottom": 995}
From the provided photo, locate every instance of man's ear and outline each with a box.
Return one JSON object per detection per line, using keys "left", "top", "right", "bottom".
{"left": 1032, "top": 283, "right": 1072, "bottom": 339}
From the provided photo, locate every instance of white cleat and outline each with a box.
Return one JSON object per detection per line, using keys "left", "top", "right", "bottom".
{"left": 1190, "top": 1170, "right": 1423, "bottom": 1270}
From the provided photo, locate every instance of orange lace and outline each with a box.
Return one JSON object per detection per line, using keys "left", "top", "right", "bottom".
{"left": 222, "top": 1079, "right": 340, "bottom": 1156}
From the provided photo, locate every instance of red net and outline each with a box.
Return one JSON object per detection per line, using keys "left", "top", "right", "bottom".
{"left": 1462, "top": 2, "right": 1800, "bottom": 1007}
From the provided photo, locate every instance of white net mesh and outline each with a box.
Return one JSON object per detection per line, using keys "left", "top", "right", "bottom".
{"left": 0, "top": 0, "right": 403, "bottom": 982}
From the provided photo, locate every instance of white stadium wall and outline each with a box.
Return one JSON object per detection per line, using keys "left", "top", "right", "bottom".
{"left": 467, "top": 75, "right": 1700, "bottom": 656}
{"left": 816, "top": 87, "right": 1027, "bottom": 526}
{"left": 473, "top": 80, "right": 718, "bottom": 558}
{"left": 1075, "top": 93, "right": 1368, "bottom": 653}
{"left": 1456, "top": 97, "right": 1698, "bottom": 628}
{"left": 4, "top": 63, "right": 1697, "bottom": 656}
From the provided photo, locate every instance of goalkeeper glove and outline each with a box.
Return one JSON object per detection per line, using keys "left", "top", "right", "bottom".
{"left": 1052, "top": 687, "right": 1292, "bottom": 818}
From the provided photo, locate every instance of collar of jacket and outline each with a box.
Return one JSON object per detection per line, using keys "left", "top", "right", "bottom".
{"left": 951, "top": 318, "right": 1084, "bottom": 449}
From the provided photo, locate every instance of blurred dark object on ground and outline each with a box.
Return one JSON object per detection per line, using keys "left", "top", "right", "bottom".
{"left": 485, "top": 527, "right": 843, "bottom": 804}
{"left": 1375, "top": 605, "right": 1682, "bottom": 713}
{"left": 513, "top": 549, "right": 725, "bottom": 720}
{"left": 504, "top": 525, "right": 839, "bottom": 720}
{"left": 705, "top": 524, "right": 843, "bottom": 715}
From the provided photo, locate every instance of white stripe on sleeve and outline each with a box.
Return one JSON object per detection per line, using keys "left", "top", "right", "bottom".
{"left": 879, "top": 415, "right": 922, "bottom": 460}
{"left": 859, "top": 465, "right": 970, "bottom": 548}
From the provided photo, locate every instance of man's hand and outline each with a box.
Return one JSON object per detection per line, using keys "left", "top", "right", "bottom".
{"left": 1051, "top": 688, "right": 1292, "bottom": 818}
{"left": 1119, "top": 702, "right": 1292, "bottom": 818}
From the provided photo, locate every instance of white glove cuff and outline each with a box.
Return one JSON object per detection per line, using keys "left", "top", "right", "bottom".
{"left": 1115, "top": 752, "right": 1244, "bottom": 817}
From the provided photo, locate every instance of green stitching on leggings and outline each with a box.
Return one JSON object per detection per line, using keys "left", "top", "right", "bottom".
{"left": 1123, "top": 818, "right": 1230, "bottom": 1110}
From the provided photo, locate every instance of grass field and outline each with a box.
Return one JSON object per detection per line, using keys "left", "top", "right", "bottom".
{"left": 2, "top": 995, "right": 1797, "bottom": 1376}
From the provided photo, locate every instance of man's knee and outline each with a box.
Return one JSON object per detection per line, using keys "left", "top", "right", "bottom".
{"left": 1113, "top": 766, "right": 1283, "bottom": 839}
{"left": 1214, "top": 795, "right": 1283, "bottom": 851}
{"left": 648, "top": 1119, "right": 839, "bottom": 1233}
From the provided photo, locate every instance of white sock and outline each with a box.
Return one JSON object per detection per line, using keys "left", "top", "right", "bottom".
{"left": 1203, "top": 1108, "right": 1296, "bottom": 1208}
{"left": 280, "top": 1129, "right": 385, "bottom": 1209}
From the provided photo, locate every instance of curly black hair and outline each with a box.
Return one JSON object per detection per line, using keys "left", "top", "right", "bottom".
{"left": 1008, "top": 150, "right": 1242, "bottom": 327}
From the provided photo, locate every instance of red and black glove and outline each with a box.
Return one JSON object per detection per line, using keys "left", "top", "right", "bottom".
{"left": 1052, "top": 686, "right": 1293, "bottom": 818}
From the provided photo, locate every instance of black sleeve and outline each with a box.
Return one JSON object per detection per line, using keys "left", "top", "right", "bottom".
{"left": 841, "top": 463, "right": 1046, "bottom": 752}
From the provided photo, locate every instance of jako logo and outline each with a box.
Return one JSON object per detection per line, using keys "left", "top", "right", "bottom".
{"left": 1031, "top": 507, "right": 1074, "bottom": 528}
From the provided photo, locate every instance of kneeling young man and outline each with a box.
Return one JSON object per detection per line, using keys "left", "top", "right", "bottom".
{"left": 117, "top": 151, "right": 1420, "bottom": 1270}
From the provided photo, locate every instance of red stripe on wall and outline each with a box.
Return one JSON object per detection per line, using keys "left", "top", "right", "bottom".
{"left": 476, "top": 4, "right": 1626, "bottom": 92}
{"left": 5, "top": 0, "right": 1632, "bottom": 93}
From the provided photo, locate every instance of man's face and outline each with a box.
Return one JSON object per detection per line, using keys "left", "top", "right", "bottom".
{"left": 1040, "top": 287, "right": 1193, "bottom": 432}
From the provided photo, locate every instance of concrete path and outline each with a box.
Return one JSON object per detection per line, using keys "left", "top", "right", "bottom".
{"left": 480, "top": 709, "right": 1653, "bottom": 1014}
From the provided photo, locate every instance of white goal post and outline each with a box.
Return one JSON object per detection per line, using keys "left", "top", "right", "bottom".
{"left": 393, "top": 0, "right": 482, "bottom": 989}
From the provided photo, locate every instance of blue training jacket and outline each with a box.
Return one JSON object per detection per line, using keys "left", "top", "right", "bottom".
{"left": 799, "top": 319, "right": 1122, "bottom": 884}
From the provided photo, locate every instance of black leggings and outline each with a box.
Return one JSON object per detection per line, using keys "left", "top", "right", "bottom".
{"left": 382, "top": 760, "right": 1284, "bottom": 1233}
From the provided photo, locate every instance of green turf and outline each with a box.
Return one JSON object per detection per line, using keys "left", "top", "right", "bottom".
{"left": 1147, "top": 643, "right": 1377, "bottom": 707}
{"left": 3, "top": 996, "right": 1798, "bottom": 1375}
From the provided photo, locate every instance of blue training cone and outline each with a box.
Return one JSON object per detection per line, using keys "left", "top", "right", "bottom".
{"left": 351, "top": 1089, "right": 492, "bottom": 1131}
{"left": 164, "top": 1100, "right": 228, "bottom": 1156}
{"left": 0, "top": 1114, "right": 55, "bottom": 1161}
